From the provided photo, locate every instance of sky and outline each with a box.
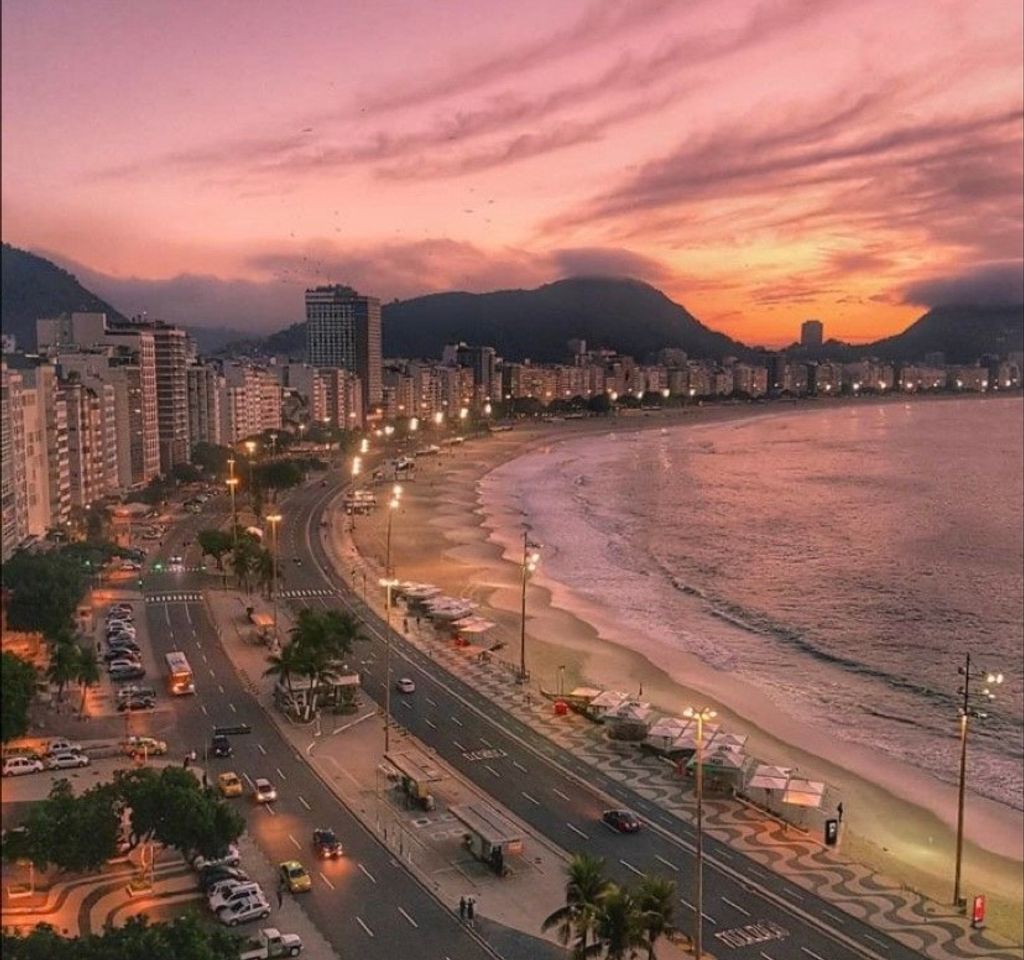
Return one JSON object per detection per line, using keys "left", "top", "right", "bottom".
{"left": 2, "top": 0, "right": 1022, "bottom": 347}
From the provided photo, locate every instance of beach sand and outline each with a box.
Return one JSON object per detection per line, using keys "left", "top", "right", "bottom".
{"left": 344, "top": 401, "right": 1024, "bottom": 939}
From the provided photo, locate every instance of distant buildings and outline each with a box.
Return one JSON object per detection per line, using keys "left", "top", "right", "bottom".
{"left": 305, "top": 286, "right": 382, "bottom": 410}
{"left": 801, "top": 319, "right": 824, "bottom": 348}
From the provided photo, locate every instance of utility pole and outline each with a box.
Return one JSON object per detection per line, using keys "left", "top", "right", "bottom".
{"left": 518, "top": 532, "right": 540, "bottom": 682}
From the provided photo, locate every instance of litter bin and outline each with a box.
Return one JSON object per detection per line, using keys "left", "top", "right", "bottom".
{"left": 554, "top": 700, "right": 569, "bottom": 716}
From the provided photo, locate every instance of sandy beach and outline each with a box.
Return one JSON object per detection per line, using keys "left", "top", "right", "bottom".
{"left": 344, "top": 399, "right": 1024, "bottom": 939}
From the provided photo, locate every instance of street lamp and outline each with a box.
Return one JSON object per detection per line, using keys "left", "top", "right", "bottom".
{"left": 953, "top": 653, "right": 1003, "bottom": 908}
{"left": 433, "top": 411, "right": 444, "bottom": 426}
{"left": 409, "top": 417, "right": 419, "bottom": 432}
{"left": 360, "top": 437, "right": 370, "bottom": 454}
{"left": 384, "top": 424, "right": 395, "bottom": 438}
{"left": 459, "top": 406, "right": 469, "bottom": 421}
{"left": 518, "top": 533, "right": 541, "bottom": 682}
{"left": 244, "top": 440, "right": 258, "bottom": 512}
{"left": 682, "top": 705, "right": 717, "bottom": 959}
{"left": 382, "top": 488, "right": 402, "bottom": 754}
{"left": 226, "top": 467, "right": 239, "bottom": 551}
{"left": 266, "top": 513, "right": 282, "bottom": 649}
{"left": 352, "top": 456, "right": 362, "bottom": 478}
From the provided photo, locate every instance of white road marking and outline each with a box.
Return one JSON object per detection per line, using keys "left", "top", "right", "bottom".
{"left": 553, "top": 788, "right": 571, "bottom": 801}
{"left": 401, "top": 700, "right": 412, "bottom": 709}
{"left": 450, "top": 715, "right": 463, "bottom": 726}
{"left": 319, "top": 872, "right": 335, "bottom": 890}
{"left": 512, "top": 760, "right": 527, "bottom": 773}
{"left": 521, "top": 792, "right": 539, "bottom": 805}
{"left": 619, "top": 859, "right": 644, "bottom": 878}
{"left": 200, "top": 704, "right": 208, "bottom": 715}
{"left": 289, "top": 835, "right": 301, "bottom": 850}
{"left": 217, "top": 684, "right": 224, "bottom": 694}
{"left": 264, "top": 804, "right": 276, "bottom": 816}
{"left": 257, "top": 744, "right": 267, "bottom": 755}
{"left": 801, "top": 950, "right": 826, "bottom": 960}
{"left": 716, "top": 848, "right": 733, "bottom": 860}
{"left": 678, "top": 899, "right": 716, "bottom": 923}
{"left": 654, "top": 854, "right": 678, "bottom": 872}
{"left": 201, "top": 653, "right": 208, "bottom": 663}
{"left": 298, "top": 795, "right": 310, "bottom": 810}
{"left": 760, "top": 953, "right": 777, "bottom": 960}
{"left": 425, "top": 718, "right": 437, "bottom": 729}
{"left": 276, "top": 767, "right": 286, "bottom": 780}
{"left": 452, "top": 740, "right": 467, "bottom": 752}
{"left": 785, "top": 889, "right": 804, "bottom": 902}
{"left": 864, "top": 933, "right": 888, "bottom": 949}
{"left": 721, "top": 896, "right": 750, "bottom": 917}
{"left": 398, "top": 906, "right": 418, "bottom": 928}
{"left": 195, "top": 640, "right": 202, "bottom": 649}
{"left": 479, "top": 736, "right": 493, "bottom": 747}
{"left": 358, "top": 863, "right": 376, "bottom": 883}
{"left": 228, "top": 703, "right": 237, "bottom": 713}
{"left": 484, "top": 764, "right": 501, "bottom": 778}
{"left": 567, "top": 823, "right": 589, "bottom": 840}
{"left": 823, "top": 909, "right": 846, "bottom": 925}
{"left": 208, "top": 668, "right": 216, "bottom": 678}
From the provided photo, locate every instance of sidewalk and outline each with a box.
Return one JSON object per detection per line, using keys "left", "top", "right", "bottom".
{"left": 204, "top": 588, "right": 694, "bottom": 960}
{"left": 330, "top": 519, "right": 1024, "bottom": 960}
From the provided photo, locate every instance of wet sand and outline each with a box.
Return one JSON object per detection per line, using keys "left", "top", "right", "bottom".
{"left": 343, "top": 402, "right": 1024, "bottom": 938}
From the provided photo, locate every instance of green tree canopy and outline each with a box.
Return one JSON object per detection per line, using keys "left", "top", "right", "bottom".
{"left": 191, "top": 441, "right": 233, "bottom": 479}
{"left": 1, "top": 652, "right": 37, "bottom": 743}
{"left": 253, "top": 459, "right": 304, "bottom": 499}
{"left": 1, "top": 550, "right": 87, "bottom": 636}
{"left": 196, "top": 529, "right": 234, "bottom": 571}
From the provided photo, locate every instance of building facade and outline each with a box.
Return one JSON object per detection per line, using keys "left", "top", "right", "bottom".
{"left": 305, "top": 286, "right": 382, "bottom": 410}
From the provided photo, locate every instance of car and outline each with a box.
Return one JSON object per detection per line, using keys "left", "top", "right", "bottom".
{"left": 192, "top": 844, "right": 241, "bottom": 872}
{"left": 601, "top": 809, "right": 642, "bottom": 833}
{"left": 169, "top": 554, "right": 183, "bottom": 565}
{"left": 106, "top": 634, "right": 139, "bottom": 647}
{"left": 123, "top": 736, "right": 167, "bottom": 756}
{"left": 116, "top": 695, "right": 154, "bottom": 711}
{"left": 199, "top": 865, "right": 249, "bottom": 893}
{"left": 108, "top": 602, "right": 134, "bottom": 612}
{"left": 395, "top": 677, "right": 416, "bottom": 694}
{"left": 46, "top": 751, "right": 90, "bottom": 770}
{"left": 104, "top": 648, "right": 141, "bottom": 663}
{"left": 106, "top": 627, "right": 137, "bottom": 639}
{"left": 106, "top": 641, "right": 141, "bottom": 655}
{"left": 218, "top": 772, "right": 244, "bottom": 797}
{"left": 216, "top": 895, "right": 271, "bottom": 927}
{"left": 210, "top": 735, "right": 232, "bottom": 758}
{"left": 117, "top": 685, "right": 156, "bottom": 702}
{"left": 209, "top": 881, "right": 263, "bottom": 912}
{"left": 205, "top": 876, "right": 252, "bottom": 900}
{"left": 291, "top": 556, "right": 302, "bottom": 565}
{"left": 111, "top": 663, "right": 147, "bottom": 680}
{"left": 106, "top": 612, "right": 135, "bottom": 624}
{"left": 120, "top": 560, "right": 142, "bottom": 571}
{"left": 279, "top": 860, "right": 312, "bottom": 893}
{"left": 253, "top": 778, "right": 277, "bottom": 803}
{"left": 312, "top": 828, "right": 343, "bottom": 859}
{"left": 2, "top": 756, "right": 44, "bottom": 777}
{"left": 108, "top": 657, "right": 143, "bottom": 672}
{"left": 46, "top": 738, "right": 83, "bottom": 755}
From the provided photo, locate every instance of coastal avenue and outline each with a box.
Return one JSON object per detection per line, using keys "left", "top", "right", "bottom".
{"left": 140, "top": 506, "right": 493, "bottom": 960}
{"left": 280, "top": 474, "right": 933, "bottom": 960}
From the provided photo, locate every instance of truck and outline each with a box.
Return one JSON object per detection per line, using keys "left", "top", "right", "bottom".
{"left": 239, "top": 928, "right": 303, "bottom": 959}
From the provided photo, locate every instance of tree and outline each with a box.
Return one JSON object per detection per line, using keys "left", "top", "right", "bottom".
{"left": 1, "top": 913, "right": 241, "bottom": 960}
{"left": 2, "top": 551, "right": 86, "bottom": 637}
{"left": 635, "top": 876, "right": 677, "bottom": 960}
{"left": 190, "top": 441, "right": 233, "bottom": 479}
{"left": 171, "top": 461, "right": 203, "bottom": 484}
{"left": 197, "top": 529, "right": 234, "bottom": 583}
{"left": 1, "top": 652, "right": 37, "bottom": 743}
{"left": 45, "top": 635, "right": 80, "bottom": 703}
{"left": 587, "top": 393, "right": 612, "bottom": 414}
{"left": 542, "top": 853, "right": 613, "bottom": 958}
{"left": 230, "top": 542, "right": 258, "bottom": 593}
{"left": 592, "top": 884, "right": 642, "bottom": 960}
{"left": 253, "top": 459, "right": 304, "bottom": 501}
{"left": 254, "top": 547, "right": 277, "bottom": 599}
{"left": 74, "top": 647, "right": 101, "bottom": 718}
{"left": 263, "top": 641, "right": 303, "bottom": 700}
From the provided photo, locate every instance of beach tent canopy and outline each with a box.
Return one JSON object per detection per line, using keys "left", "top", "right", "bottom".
{"left": 648, "top": 717, "right": 690, "bottom": 739}
{"left": 782, "top": 778, "right": 826, "bottom": 808}
{"left": 669, "top": 721, "right": 720, "bottom": 752}
{"left": 568, "top": 687, "right": 603, "bottom": 701}
{"left": 604, "top": 700, "right": 652, "bottom": 724}
{"left": 687, "top": 746, "right": 746, "bottom": 772}
{"left": 711, "top": 732, "right": 748, "bottom": 751}
{"left": 452, "top": 617, "right": 496, "bottom": 634}
{"left": 588, "top": 690, "right": 630, "bottom": 711}
{"left": 748, "top": 765, "right": 792, "bottom": 791}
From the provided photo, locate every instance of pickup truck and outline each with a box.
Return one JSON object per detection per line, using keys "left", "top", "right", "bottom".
{"left": 239, "top": 928, "right": 302, "bottom": 959}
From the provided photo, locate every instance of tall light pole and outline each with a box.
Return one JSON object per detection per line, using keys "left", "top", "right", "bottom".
{"left": 381, "top": 486, "right": 402, "bottom": 754}
{"left": 953, "top": 653, "right": 1002, "bottom": 908}
{"left": 683, "top": 705, "right": 716, "bottom": 959}
{"left": 518, "top": 533, "right": 541, "bottom": 683}
{"left": 226, "top": 458, "right": 239, "bottom": 551}
{"left": 244, "top": 440, "right": 258, "bottom": 516}
{"left": 266, "top": 513, "right": 282, "bottom": 650}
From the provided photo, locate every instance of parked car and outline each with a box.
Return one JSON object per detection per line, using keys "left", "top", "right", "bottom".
{"left": 108, "top": 657, "right": 144, "bottom": 673}
{"left": 209, "top": 881, "right": 263, "bottom": 913}
{"left": 312, "top": 828, "right": 343, "bottom": 859}
{"left": 193, "top": 844, "right": 241, "bottom": 872}
{"left": 46, "top": 751, "right": 90, "bottom": 770}
{"left": 116, "top": 685, "right": 156, "bottom": 702}
{"left": 104, "top": 649, "right": 141, "bottom": 664}
{"left": 210, "top": 735, "right": 232, "bottom": 758}
{"left": 123, "top": 736, "right": 167, "bottom": 756}
{"left": 279, "top": 861, "right": 312, "bottom": 893}
{"left": 216, "top": 895, "right": 271, "bottom": 927}
{"left": 601, "top": 809, "right": 642, "bottom": 833}
{"left": 199, "top": 865, "right": 249, "bottom": 893}
{"left": 238, "top": 928, "right": 303, "bottom": 960}
{"left": 2, "top": 757, "right": 44, "bottom": 777}
{"left": 116, "top": 693, "right": 154, "bottom": 711}
{"left": 252, "top": 778, "right": 277, "bottom": 803}
{"left": 46, "top": 738, "right": 82, "bottom": 755}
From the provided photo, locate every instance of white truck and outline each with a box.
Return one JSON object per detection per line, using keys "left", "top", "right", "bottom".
{"left": 239, "top": 928, "right": 303, "bottom": 959}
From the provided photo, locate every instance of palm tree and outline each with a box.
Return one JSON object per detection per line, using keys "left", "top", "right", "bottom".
{"left": 255, "top": 548, "right": 275, "bottom": 599}
{"left": 542, "top": 853, "right": 612, "bottom": 958}
{"left": 231, "top": 543, "right": 255, "bottom": 594}
{"left": 74, "top": 647, "right": 101, "bottom": 718}
{"left": 264, "top": 641, "right": 303, "bottom": 702}
{"left": 591, "top": 884, "right": 642, "bottom": 960}
{"left": 47, "top": 640, "right": 80, "bottom": 704}
{"left": 635, "top": 876, "right": 677, "bottom": 959}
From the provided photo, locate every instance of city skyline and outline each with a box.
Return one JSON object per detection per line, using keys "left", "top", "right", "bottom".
{"left": 2, "top": 0, "right": 1022, "bottom": 347}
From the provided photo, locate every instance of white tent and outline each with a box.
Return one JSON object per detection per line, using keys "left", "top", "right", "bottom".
{"left": 668, "top": 721, "right": 719, "bottom": 752}
{"left": 588, "top": 690, "right": 630, "bottom": 713}
{"left": 603, "top": 700, "right": 652, "bottom": 724}
{"left": 453, "top": 618, "right": 496, "bottom": 635}
{"left": 782, "top": 778, "right": 826, "bottom": 808}
{"left": 647, "top": 717, "right": 690, "bottom": 741}
{"left": 747, "top": 764, "right": 791, "bottom": 791}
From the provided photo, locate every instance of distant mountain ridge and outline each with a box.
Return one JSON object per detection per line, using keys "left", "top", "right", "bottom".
{"left": 1, "top": 243, "right": 127, "bottom": 349}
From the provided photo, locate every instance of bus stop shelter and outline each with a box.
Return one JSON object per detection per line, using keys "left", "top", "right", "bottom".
{"left": 385, "top": 748, "right": 444, "bottom": 811}
{"left": 451, "top": 801, "right": 524, "bottom": 876}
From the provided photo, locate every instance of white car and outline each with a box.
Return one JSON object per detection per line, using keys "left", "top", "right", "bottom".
{"left": 108, "top": 658, "right": 142, "bottom": 672}
{"left": 209, "top": 881, "right": 263, "bottom": 912}
{"left": 396, "top": 677, "right": 416, "bottom": 694}
{"left": 46, "top": 751, "right": 90, "bottom": 770}
{"left": 253, "top": 778, "right": 277, "bottom": 803}
{"left": 217, "top": 894, "right": 271, "bottom": 927}
{"left": 193, "top": 844, "right": 241, "bottom": 872}
{"left": 47, "top": 738, "right": 83, "bottom": 755}
{"left": 2, "top": 756, "right": 44, "bottom": 777}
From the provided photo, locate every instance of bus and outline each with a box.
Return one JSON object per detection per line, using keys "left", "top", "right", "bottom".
{"left": 165, "top": 651, "right": 195, "bottom": 696}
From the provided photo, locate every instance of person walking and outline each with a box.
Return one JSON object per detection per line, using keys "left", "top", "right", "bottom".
{"left": 837, "top": 801, "right": 844, "bottom": 823}
{"left": 459, "top": 896, "right": 467, "bottom": 920}
{"left": 467, "top": 897, "right": 475, "bottom": 924}
{"left": 277, "top": 878, "right": 285, "bottom": 909}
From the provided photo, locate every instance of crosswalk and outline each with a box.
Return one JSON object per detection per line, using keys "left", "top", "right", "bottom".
{"left": 145, "top": 592, "right": 203, "bottom": 604}
{"left": 281, "top": 588, "right": 336, "bottom": 599}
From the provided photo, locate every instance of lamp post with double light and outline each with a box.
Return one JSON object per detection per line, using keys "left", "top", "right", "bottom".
{"left": 683, "top": 705, "right": 716, "bottom": 959}
{"left": 226, "top": 458, "right": 239, "bottom": 551}
{"left": 244, "top": 440, "right": 258, "bottom": 516}
{"left": 266, "top": 513, "right": 282, "bottom": 650}
{"left": 953, "top": 654, "right": 1003, "bottom": 908}
{"left": 381, "top": 486, "right": 402, "bottom": 754}
{"left": 518, "top": 533, "right": 541, "bottom": 683}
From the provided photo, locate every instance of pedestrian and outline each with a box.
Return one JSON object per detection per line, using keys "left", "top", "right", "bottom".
{"left": 277, "top": 880, "right": 284, "bottom": 909}
{"left": 837, "top": 801, "right": 844, "bottom": 823}
{"left": 416, "top": 615, "right": 421, "bottom": 627}
{"left": 459, "top": 896, "right": 467, "bottom": 920}
{"left": 403, "top": 617, "right": 409, "bottom": 632}
{"left": 183, "top": 754, "right": 191, "bottom": 769}
{"left": 467, "top": 897, "right": 475, "bottom": 923}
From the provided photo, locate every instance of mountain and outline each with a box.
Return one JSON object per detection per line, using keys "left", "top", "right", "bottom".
{"left": 381, "top": 277, "right": 748, "bottom": 362}
{"left": 1, "top": 244, "right": 127, "bottom": 350}
{"left": 864, "top": 303, "right": 1023, "bottom": 363}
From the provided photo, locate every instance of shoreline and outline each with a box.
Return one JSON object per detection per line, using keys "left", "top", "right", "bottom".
{"left": 346, "top": 395, "right": 1024, "bottom": 938}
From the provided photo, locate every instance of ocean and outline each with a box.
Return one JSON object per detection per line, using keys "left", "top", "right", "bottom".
{"left": 492, "top": 397, "right": 1024, "bottom": 811}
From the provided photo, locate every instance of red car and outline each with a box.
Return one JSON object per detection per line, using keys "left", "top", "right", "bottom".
{"left": 602, "top": 809, "right": 642, "bottom": 833}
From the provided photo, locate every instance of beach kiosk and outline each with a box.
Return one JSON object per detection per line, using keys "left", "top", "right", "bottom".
{"left": 603, "top": 700, "right": 653, "bottom": 741}
{"left": 584, "top": 690, "right": 630, "bottom": 722}
{"left": 385, "top": 748, "right": 444, "bottom": 811}
{"left": 451, "top": 801, "right": 524, "bottom": 877}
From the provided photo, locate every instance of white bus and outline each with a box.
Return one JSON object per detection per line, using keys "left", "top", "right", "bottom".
{"left": 164, "top": 651, "right": 195, "bottom": 696}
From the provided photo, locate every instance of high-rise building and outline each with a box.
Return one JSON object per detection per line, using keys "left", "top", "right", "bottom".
{"left": 220, "top": 364, "right": 283, "bottom": 443}
{"left": 187, "top": 362, "right": 223, "bottom": 446}
{"left": 151, "top": 322, "right": 190, "bottom": 470}
{"left": 60, "top": 374, "right": 118, "bottom": 507}
{"left": 305, "top": 286, "right": 382, "bottom": 410}
{"left": 455, "top": 344, "right": 497, "bottom": 403}
{"left": 800, "top": 319, "right": 824, "bottom": 348}
{"left": 1, "top": 363, "right": 28, "bottom": 560}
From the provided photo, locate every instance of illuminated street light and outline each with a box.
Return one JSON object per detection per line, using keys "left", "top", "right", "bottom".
{"left": 360, "top": 437, "right": 370, "bottom": 454}
{"left": 661, "top": 388, "right": 670, "bottom": 399}
{"left": 433, "top": 411, "right": 444, "bottom": 425}
{"left": 953, "top": 654, "right": 1003, "bottom": 908}
{"left": 384, "top": 424, "right": 395, "bottom": 437}
{"left": 459, "top": 407, "right": 469, "bottom": 420}
{"left": 682, "top": 705, "right": 717, "bottom": 959}
{"left": 266, "top": 513, "right": 283, "bottom": 648}
{"left": 351, "top": 456, "right": 362, "bottom": 477}
{"left": 409, "top": 417, "right": 419, "bottom": 432}
{"left": 518, "top": 534, "right": 541, "bottom": 683}
{"left": 382, "top": 486, "right": 403, "bottom": 755}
